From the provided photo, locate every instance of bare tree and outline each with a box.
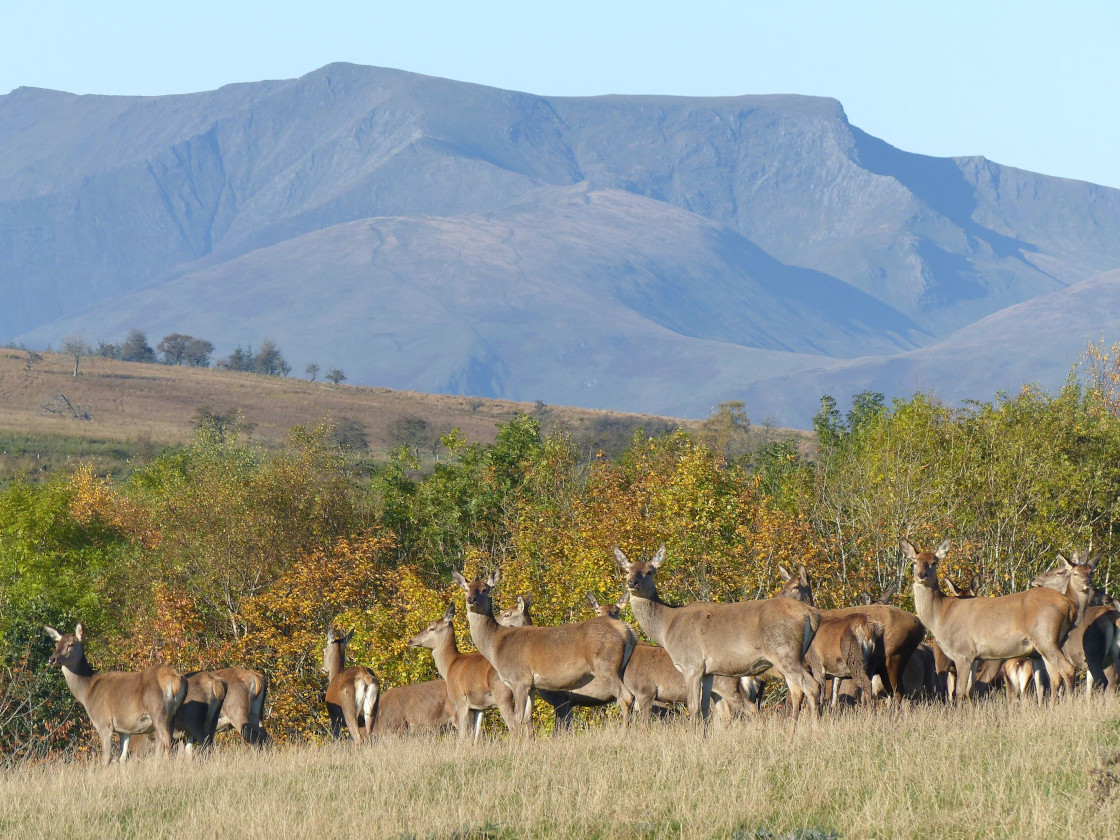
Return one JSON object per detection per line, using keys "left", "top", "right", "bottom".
{"left": 326, "top": 368, "right": 346, "bottom": 385}
{"left": 23, "top": 350, "right": 43, "bottom": 371}
{"left": 305, "top": 362, "right": 320, "bottom": 382}
{"left": 60, "top": 335, "right": 91, "bottom": 376}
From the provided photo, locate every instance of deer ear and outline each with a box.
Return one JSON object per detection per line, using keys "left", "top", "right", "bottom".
{"left": 487, "top": 568, "right": 501, "bottom": 588}
{"left": 799, "top": 565, "right": 810, "bottom": 586}
{"left": 617, "top": 590, "right": 630, "bottom": 607}
{"left": 935, "top": 540, "right": 951, "bottom": 559}
{"left": 777, "top": 564, "right": 792, "bottom": 582}
{"left": 44, "top": 625, "right": 62, "bottom": 641}
{"left": 586, "top": 593, "right": 600, "bottom": 609}
{"left": 1058, "top": 553, "right": 1074, "bottom": 571}
{"left": 343, "top": 629, "right": 355, "bottom": 645}
{"left": 651, "top": 545, "right": 666, "bottom": 568}
{"left": 517, "top": 593, "right": 531, "bottom": 611}
{"left": 443, "top": 602, "right": 456, "bottom": 622}
{"left": 613, "top": 547, "right": 629, "bottom": 569}
{"left": 967, "top": 576, "right": 978, "bottom": 596}
{"left": 451, "top": 569, "right": 469, "bottom": 590}
{"left": 899, "top": 539, "right": 917, "bottom": 560}
{"left": 74, "top": 623, "right": 84, "bottom": 642}
{"left": 1089, "top": 553, "right": 1101, "bottom": 571}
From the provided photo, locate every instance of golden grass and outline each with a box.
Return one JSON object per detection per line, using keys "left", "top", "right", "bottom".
{"left": 3, "top": 698, "right": 1119, "bottom": 839}
{"left": 0, "top": 349, "right": 697, "bottom": 454}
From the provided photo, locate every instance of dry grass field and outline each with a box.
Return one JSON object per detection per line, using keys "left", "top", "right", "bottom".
{"left": 2, "top": 698, "right": 1119, "bottom": 840}
{"left": 0, "top": 348, "right": 715, "bottom": 476}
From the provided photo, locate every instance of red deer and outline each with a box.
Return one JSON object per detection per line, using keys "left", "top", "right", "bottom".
{"left": 210, "top": 667, "right": 271, "bottom": 746}
{"left": 408, "top": 603, "right": 517, "bottom": 739}
{"left": 44, "top": 623, "right": 188, "bottom": 764}
{"left": 1031, "top": 552, "right": 1118, "bottom": 695}
{"left": 322, "top": 627, "right": 380, "bottom": 744}
{"left": 585, "top": 592, "right": 753, "bottom": 724}
{"left": 617, "top": 546, "right": 820, "bottom": 723}
{"left": 776, "top": 564, "right": 921, "bottom": 706}
{"left": 903, "top": 538, "right": 1076, "bottom": 701}
{"left": 372, "top": 680, "right": 455, "bottom": 734}
{"left": 452, "top": 568, "right": 635, "bottom": 732}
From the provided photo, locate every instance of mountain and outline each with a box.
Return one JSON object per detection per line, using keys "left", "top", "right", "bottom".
{"left": 4, "top": 63, "right": 1120, "bottom": 426}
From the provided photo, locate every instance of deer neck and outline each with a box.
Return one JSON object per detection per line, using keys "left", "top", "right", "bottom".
{"left": 911, "top": 582, "right": 947, "bottom": 635}
{"left": 324, "top": 646, "right": 345, "bottom": 682}
{"left": 627, "top": 589, "right": 673, "bottom": 648}
{"left": 428, "top": 630, "right": 461, "bottom": 679}
{"left": 465, "top": 607, "right": 503, "bottom": 663}
{"left": 61, "top": 655, "right": 97, "bottom": 709}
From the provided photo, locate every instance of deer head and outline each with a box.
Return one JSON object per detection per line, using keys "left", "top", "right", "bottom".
{"left": 45, "top": 623, "right": 85, "bottom": 670}
{"left": 901, "top": 538, "right": 952, "bottom": 589}
{"left": 777, "top": 564, "right": 814, "bottom": 605}
{"left": 452, "top": 568, "right": 500, "bottom": 616}
{"left": 496, "top": 593, "right": 532, "bottom": 627}
{"left": 615, "top": 545, "right": 664, "bottom": 599}
{"left": 943, "top": 576, "right": 978, "bottom": 598}
{"left": 408, "top": 603, "right": 456, "bottom": 648}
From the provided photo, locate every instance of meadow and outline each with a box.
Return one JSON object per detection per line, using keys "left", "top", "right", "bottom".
{"left": 2, "top": 698, "right": 1119, "bottom": 840}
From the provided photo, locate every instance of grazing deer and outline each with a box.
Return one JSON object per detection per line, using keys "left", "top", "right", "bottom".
{"left": 903, "top": 538, "right": 1077, "bottom": 702}
{"left": 452, "top": 568, "right": 636, "bottom": 732}
{"left": 175, "top": 670, "right": 228, "bottom": 751}
{"left": 617, "top": 546, "right": 821, "bottom": 723}
{"left": 776, "top": 564, "right": 922, "bottom": 706}
{"left": 408, "top": 603, "right": 517, "bottom": 740}
{"left": 131, "top": 669, "right": 229, "bottom": 757}
{"left": 44, "top": 623, "right": 188, "bottom": 764}
{"left": 210, "top": 667, "right": 271, "bottom": 745}
{"left": 322, "top": 627, "right": 380, "bottom": 744}
{"left": 372, "top": 680, "right": 455, "bottom": 734}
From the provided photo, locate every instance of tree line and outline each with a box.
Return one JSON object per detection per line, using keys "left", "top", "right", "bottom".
{"left": 41, "top": 330, "right": 346, "bottom": 384}
{"left": 3, "top": 345, "right": 1120, "bottom": 758}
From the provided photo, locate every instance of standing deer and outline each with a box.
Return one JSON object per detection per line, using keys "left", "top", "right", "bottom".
{"left": 1031, "top": 552, "right": 1118, "bottom": 695}
{"left": 493, "top": 592, "right": 639, "bottom": 729}
{"left": 322, "top": 627, "right": 380, "bottom": 744}
{"left": 616, "top": 546, "right": 821, "bottom": 723}
{"left": 452, "top": 567, "right": 636, "bottom": 732}
{"left": 408, "top": 603, "right": 517, "bottom": 740}
{"left": 210, "top": 667, "right": 271, "bottom": 746}
{"left": 44, "top": 623, "right": 188, "bottom": 764}
{"left": 775, "top": 564, "right": 921, "bottom": 706}
{"left": 585, "top": 592, "right": 756, "bottom": 724}
{"left": 903, "top": 538, "right": 1077, "bottom": 702}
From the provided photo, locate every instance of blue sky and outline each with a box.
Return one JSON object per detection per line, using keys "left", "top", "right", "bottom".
{"left": 3, "top": 1, "right": 1118, "bottom": 188}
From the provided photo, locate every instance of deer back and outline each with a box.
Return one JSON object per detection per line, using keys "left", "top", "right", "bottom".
{"left": 373, "top": 679, "right": 454, "bottom": 733}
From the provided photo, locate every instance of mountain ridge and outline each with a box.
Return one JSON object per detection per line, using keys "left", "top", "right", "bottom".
{"left": 5, "top": 63, "right": 1120, "bottom": 426}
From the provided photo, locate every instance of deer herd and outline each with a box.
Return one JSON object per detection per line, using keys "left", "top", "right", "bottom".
{"left": 42, "top": 538, "right": 1120, "bottom": 762}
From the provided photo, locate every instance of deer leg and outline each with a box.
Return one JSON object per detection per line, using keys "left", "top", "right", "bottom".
{"left": 344, "top": 706, "right": 364, "bottom": 745}
{"left": 472, "top": 710, "right": 484, "bottom": 742}
{"left": 119, "top": 733, "right": 132, "bottom": 764}
{"left": 952, "top": 658, "right": 976, "bottom": 703}
{"left": 683, "top": 669, "right": 706, "bottom": 725}
{"left": 699, "top": 673, "right": 714, "bottom": 721}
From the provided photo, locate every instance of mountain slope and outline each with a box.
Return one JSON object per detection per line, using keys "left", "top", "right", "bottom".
{"left": 4, "top": 63, "right": 1120, "bottom": 425}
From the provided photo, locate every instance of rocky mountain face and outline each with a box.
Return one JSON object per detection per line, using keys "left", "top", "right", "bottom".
{"left": 4, "top": 63, "right": 1120, "bottom": 426}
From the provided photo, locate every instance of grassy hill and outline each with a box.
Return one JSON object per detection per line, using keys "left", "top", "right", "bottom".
{"left": 0, "top": 347, "right": 771, "bottom": 479}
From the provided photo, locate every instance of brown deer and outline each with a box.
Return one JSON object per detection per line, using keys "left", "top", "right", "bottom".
{"left": 175, "top": 671, "right": 228, "bottom": 751}
{"left": 586, "top": 592, "right": 754, "bottom": 723}
{"left": 408, "top": 603, "right": 517, "bottom": 740}
{"left": 776, "top": 564, "right": 922, "bottom": 706}
{"left": 372, "top": 680, "right": 455, "bottom": 734}
{"left": 494, "top": 592, "right": 652, "bottom": 729}
{"left": 1031, "top": 552, "right": 1118, "bottom": 695}
{"left": 903, "top": 538, "right": 1077, "bottom": 702}
{"left": 210, "top": 667, "right": 271, "bottom": 745}
{"left": 44, "top": 623, "right": 188, "bottom": 764}
{"left": 617, "top": 546, "right": 821, "bottom": 722}
{"left": 452, "top": 568, "right": 636, "bottom": 732}
{"left": 322, "top": 627, "right": 380, "bottom": 744}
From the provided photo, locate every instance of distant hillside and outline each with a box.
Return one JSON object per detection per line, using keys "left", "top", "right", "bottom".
{"left": 1, "top": 348, "right": 766, "bottom": 478}
{"left": 4, "top": 63, "right": 1120, "bottom": 426}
